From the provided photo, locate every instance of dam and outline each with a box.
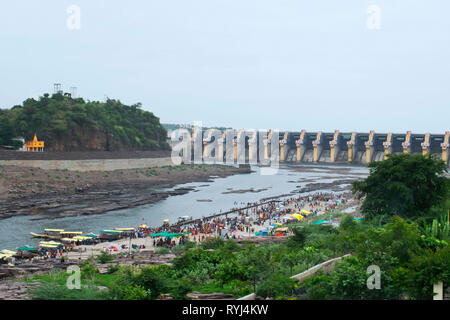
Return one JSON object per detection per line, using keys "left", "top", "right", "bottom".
{"left": 190, "top": 129, "right": 450, "bottom": 166}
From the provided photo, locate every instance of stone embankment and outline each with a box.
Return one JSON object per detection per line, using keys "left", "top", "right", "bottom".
{"left": 238, "top": 254, "right": 351, "bottom": 300}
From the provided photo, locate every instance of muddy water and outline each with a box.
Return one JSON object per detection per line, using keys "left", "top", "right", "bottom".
{"left": 0, "top": 164, "right": 368, "bottom": 250}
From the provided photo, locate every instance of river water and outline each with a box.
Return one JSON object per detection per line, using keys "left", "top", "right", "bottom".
{"left": 0, "top": 164, "right": 368, "bottom": 250}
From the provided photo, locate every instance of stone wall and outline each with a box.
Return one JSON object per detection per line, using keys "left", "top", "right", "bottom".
{"left": 237, "top": 254, "right": 351, "bottom": 300}
{"left": 0, "top": 157, "right": 174, "bottom": 172}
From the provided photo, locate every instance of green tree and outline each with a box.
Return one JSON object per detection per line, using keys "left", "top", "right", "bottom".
{"left": 287, "top": 227, "right": 309, "bottom": 248}
{"left": 352, "top": 154, "right": 449, "bottom": 221}
{"left": 406, "top": 246, "right": 450, "bottom": 299}
{"left": 256, "top": 273, "right": 297, "bottom": 299}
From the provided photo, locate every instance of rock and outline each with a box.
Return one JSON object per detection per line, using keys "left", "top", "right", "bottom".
{"left": 186, "top": 291, "right": 235, "bottom": 300}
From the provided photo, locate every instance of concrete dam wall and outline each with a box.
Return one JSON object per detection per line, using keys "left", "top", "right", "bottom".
{"left": 196, "top": 129, "right": 450, "bottom": 166}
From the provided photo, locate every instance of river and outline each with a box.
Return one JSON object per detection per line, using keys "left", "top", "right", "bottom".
{"left": 0, "top": 164, "right": 368, "bottom": 250}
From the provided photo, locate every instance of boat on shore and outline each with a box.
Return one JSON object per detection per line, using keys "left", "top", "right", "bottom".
{"left": 30, "top": 232, "right": 61, "bottom": 240}
{"left": 29, "top": 229, "right": 83, "bottom": 240}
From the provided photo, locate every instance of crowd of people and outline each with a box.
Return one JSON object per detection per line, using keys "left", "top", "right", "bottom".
{"left": 138, "top": 191, "right": 352, "bottom": 248}
{"left": 2, "top": 191, "right": 354, "bottom": 264}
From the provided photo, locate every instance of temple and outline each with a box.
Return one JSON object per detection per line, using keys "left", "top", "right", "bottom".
{"left": 26, "top": 133, "right": 44, "bottom": 152}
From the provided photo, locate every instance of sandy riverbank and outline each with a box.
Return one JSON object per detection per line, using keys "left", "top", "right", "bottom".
{"left": 67, "top": 192, "right": 361, "bottom": 261}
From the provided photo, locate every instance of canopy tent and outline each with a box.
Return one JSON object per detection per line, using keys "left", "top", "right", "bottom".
{"left": 150, "top": 232, "right": 183, "bottom": 239}
{"left": 86, "top": 233, "right": 98, "bottom": 238}
{"left": 290, "top": 214, "right": 303, "bottom": 221}
{"left": 39, "top": 241, "right": 62, "bottom": 247}
{"left": 73, "top": 236, "right": 91, "bottom": 240}
{"left": 39, "top": 244, "right": 58, "bottom": 249}
{"left": 17, "top": 246, "right": 38, "bottom": 251}
{"left": 61, "top": 238, "right": 76, "bottom": 242}
{"left": 271, "top": 223, "right": 282, "bottom": 227}
{"left": 354, "top": 218, "right": 362, "bottom": 222}
{"left": 300, "top": 210, "right": 311, "bottom": 215}
{"left": 40, "top": 240, "right": 60, "bottom": 244}
{"left": 311, "top": 220, "right": 331, "bottom": 225}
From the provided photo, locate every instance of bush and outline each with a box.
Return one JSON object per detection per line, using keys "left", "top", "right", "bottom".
{"left": 300, "top": 271, "right": 334, "bottom": 300}
{"left": 287, "top": 227, "right": 309, "bottom": 248}
{"left": 95, "top": 251, "right": 114, "bottom": 264}
{"left": 202, "top": 237, "right": 225, "bottom": 250}
{"left": 107, "top": 264, "right": 120, "bottom": 274}
{"left": 30, "top": 281, "right": 104, "bottom": 300}
{"left": 108, "top": 284, "right": 151, "bottom": 300}
{"left": 81, "top": 262, "right": 99, "bottom": 280}
{"left": 155, "top": 247, "right": 170, "bottom": 254}
{"left": 256, "top": 273, "right": 297, "bottom": 299}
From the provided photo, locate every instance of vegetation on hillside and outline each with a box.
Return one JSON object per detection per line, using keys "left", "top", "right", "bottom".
{"left": 0, "top": 93, "right": 169, "bottom": 151}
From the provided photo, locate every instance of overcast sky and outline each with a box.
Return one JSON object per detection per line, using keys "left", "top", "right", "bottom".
{"left": 1, "top": 1, "right": 449, "bottom": 133}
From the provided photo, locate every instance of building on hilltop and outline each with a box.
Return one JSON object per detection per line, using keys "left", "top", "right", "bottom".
{"left": 26, "top": 133, "right": 44, "bottom": 152}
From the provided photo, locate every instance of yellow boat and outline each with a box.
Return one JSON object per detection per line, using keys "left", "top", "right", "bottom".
{"left": 60, "top": 231, "right": 83, "bottom": 235}
{"left": 1, "top": 249, "right": 16, "bottom": 255}
{"left": 30, "top": 232, "right": 61, "bottom": 240}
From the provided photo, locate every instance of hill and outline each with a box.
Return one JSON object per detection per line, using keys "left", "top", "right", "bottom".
{"left": 0, "top": 93, "right": 169, "bottom": 151}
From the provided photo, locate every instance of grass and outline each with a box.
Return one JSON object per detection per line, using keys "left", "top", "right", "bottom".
{"left": 26, "top": 266, "right": 119, "bottom": 300}
{"left": 190, "top": 280, "right": 253, "bottom": 297}
{"left": 155, "top": 247, "right": 170, "bottom": 254}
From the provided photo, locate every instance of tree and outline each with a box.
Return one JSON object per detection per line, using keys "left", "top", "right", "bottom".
{"left": 256, "top": 273, "right": 297, "bottom": 298}
{"left": 406, "top": 246, "right": 450, "bottom": 299}
{"left": 301, "top": 271, "right": 334, "bottom": 300}
{"left": 352, "top": 154, "right": 449, "bottom": 221}
{"left": 282, "top": 252, "right": 299, "bottom": 276}
{"left": 287, "top": 227, "right": 309, "bottom": 248}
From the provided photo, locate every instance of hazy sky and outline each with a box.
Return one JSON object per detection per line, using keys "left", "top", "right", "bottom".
{"left": 1, "top": 1, "right": 449, "bottom": 133}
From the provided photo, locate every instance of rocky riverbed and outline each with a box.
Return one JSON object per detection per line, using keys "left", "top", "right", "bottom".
{"left": 0, "top": 164, "right": 251, "bottom": 220}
